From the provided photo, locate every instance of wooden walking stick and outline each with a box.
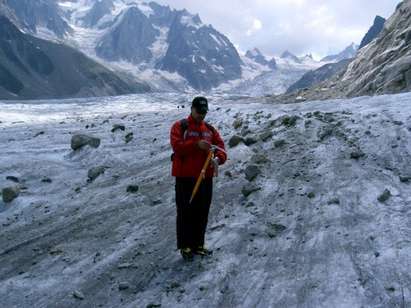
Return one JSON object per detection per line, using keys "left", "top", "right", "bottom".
{"left": 189, "top": 149, "right": 214, "bottom": 204}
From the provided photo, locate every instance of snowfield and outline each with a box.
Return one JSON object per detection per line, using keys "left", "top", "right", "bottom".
{"left": 1, "top": 92, "right": 411, "bottom": 307}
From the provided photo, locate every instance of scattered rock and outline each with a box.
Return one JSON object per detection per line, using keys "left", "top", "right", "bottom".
{"left": 377, "top": 189, "right": 391, "bottom": 203}
{"left": 281, "top": 115, "right": 299, "bottom": 127}
{"left": 118, "top": 263, "right": 132, "bottom": 269}
{"left": 259, "top": 130, "right": 273, "bottom": 142}
{"left": 34, "top": 131, "right": 45, "bottom": 138}
{"left": 228, "top": 135, "right": 243, "bottom": 148}
{"left": 240, "top": 127, "right": 251, "bottom": 137}
{"left": 246, "top": 202, "right": 255, "bottom": 208}
{"left": 6, "top": 176, "right": 19, "bottom": 183}
{"left": 317, "top": 126, "right": 335, "bottom": 141}
{"left": 224, "top": 171, "right": 233, "bottom": 178}
{"left": 399, "top": 175, "right": 411, "bottom": 183}
{"left": 125, "top": 132, "right": 134, "bottom": 144}
{"left": 244, "top": 136, "right": 258, "bottom": 146}
{"left": 72, "top": 290, "right": 85, "bottom": 300}
{"left": 323, "top": 113, "right": 336, "bottom": 123}
{"left": 307, "top": 192, "right": 316, "bottom": 199}
{"left": 169, "top": 282, "right": 181, "bottom": 289}
{"left": 146, "top": 304, "right": 161, "bottom": 308}
{"left": 274, "top": 139, "right": 286, "bottom": 148}
{"left": 266, "top": 223, "right": 287, "bottom": 238}
{"left": 111, "top": 124, "right": 125, "bottom": 132}
{"left": 327, "top": 197, "right": 340, "bottom": 205}
{"left": 71, "top": 134, "right": 100, "bottom": 151}
{"left": 245, "top": 165, "right": 261, "bottom": 181}
{"left": 88, "top": 166, "right": 108, "bottom": 182}
{"left": 49, "top": 247, "right": 63, "bottom": 255}
{"left": 313, "top": 111, "right": 322, "bottom": 118}
{"left": 118, "top": 282, "right": 130, "bottom": 290}
{"left": 152, "top": 199, "right": 162, "bottom": 206}
{"left": 127, "top": 185, "right": 139, "bottom": 193}
{"left": 232, "top": 118, "right": 243, "bottom": 129}
{"left": 393, "top": 120, "right": 403, "bottom": 126}
{"left": 251, "top": 154, "right": 270, "bottom": 165}
{"left": 350, "top": 150, "right": 365, "bottom": 159}
{"left": 241, "top": 184, "right": 261, "bottom": 197}
{"left": 2, "top": 186, "right": 20, "bottom": 203}
{"left": 41, "top": 177, "right": 52, "bottom": 183}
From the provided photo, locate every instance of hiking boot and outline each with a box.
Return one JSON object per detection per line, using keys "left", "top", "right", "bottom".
{"left": 192, "top": 246, "right": 213, "bottom": 256}
{"left": 180, "top": 247, "right": 194, "bottom": 261}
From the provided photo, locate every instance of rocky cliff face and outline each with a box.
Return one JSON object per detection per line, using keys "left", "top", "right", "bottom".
{"left": 81, "top": 0, "right": 115, "bottom": 28}
{"left": 96, "top": 6, "right": 159, "bottom": 64}
{"left": 245, "top": 48, "right": 277, "bottom": 69}
{"left": 286, "top": 59, "right": 352, "bottom": 94}
{"left": 0, "top": 15, "right": 149, "bottom": 100}
{"left": 4, "top": 0, "right": 71, "bottom": 37}
{"left": 281, "top": 50, "right": 301, "bottom": 63}
{"left": 155, "top": 10, "right": 243, "bottom": 90}
{"left": 359, "top": 15, "right": 386, "bottom": 49}
{"left": 341, "top": 1, "right": 411, "bottom": 96}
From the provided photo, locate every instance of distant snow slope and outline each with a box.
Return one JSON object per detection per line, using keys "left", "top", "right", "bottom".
{"left": 1, "top": 92, "right": 411, "bottom": 307}
{"left": 215, "top": 55, "right": 328, "bottom": 96}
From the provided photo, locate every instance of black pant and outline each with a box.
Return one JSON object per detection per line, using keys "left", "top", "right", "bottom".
{"left": 175, "top": 177, "right": 213, "bottom": 249}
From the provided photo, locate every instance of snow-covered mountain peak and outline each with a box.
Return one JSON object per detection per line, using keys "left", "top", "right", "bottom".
{"left": 246, "top": 48, "right": 263, "bottom": 58}
{"left": 179, "top": 11, "right": 204, "bottom": 30}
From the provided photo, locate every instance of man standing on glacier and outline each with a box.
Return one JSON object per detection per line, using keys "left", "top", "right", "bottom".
{"left": 170, "top": 96, "right": 227, "bottom": 261}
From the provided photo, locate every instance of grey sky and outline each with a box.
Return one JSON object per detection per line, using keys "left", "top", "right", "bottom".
{"left": 156, "top": 0, "right": 399, "bottom": 59}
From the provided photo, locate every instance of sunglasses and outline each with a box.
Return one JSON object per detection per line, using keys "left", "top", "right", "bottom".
{"left": 195, "top": 108, "right": 208, "bottom": 115}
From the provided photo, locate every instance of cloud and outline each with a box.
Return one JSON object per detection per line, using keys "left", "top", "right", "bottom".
{"left": 246, "top": 18, "right": 263, "bottom": 36}
{"left": 155, "top": 0, "right": 399, "bottom": 57}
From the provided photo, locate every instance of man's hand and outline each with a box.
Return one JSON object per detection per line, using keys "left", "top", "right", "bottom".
{"left": 197, "top": 140, "right": 211, "bottom": 151}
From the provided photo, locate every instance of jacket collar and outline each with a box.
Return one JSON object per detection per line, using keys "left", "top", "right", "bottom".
{"left": 188, "top": 114, "right": 203, "bottom": 126}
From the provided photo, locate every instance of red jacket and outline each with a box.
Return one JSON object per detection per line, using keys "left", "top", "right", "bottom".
{"left": 170, "top": 115, "right": 227, "bottom": 178}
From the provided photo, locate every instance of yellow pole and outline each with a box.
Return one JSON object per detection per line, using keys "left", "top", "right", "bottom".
{"left": 189, "top": 150, "right": 213, "bottom": 204}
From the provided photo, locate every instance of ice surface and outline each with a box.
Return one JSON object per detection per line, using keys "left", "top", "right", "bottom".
{"left": 1, "top": 91, "right": 411, "bottom": 307}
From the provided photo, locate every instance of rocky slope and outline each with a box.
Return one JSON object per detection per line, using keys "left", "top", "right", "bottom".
{"left": 270, "top": 1, "right": 410, "bottom": 103}
{"left": 286, "top": 59, "right": 352, "bottom": 94}
{"left": 0, "top": 0, "right": 244, "bottom": 92}
{"left": 4, "top": 0, "right": 71, "bottom": 38}
{"left": 0, "top": 15, "right": 149, "bottom": 100}
{"left": 155, "top": 10, "right": 242, "bottom": 91}
{"left": 340, "top": 1, "right": 411, "bottom": 96}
